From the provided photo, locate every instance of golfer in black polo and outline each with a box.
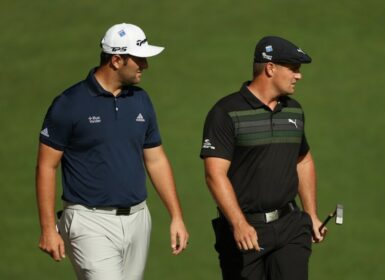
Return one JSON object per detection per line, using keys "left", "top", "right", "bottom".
{"left": 36, "top": 23, "right": 189, "bottom": 280}
{"left": 200, "top": 36, "right": 326, "bottom": 279}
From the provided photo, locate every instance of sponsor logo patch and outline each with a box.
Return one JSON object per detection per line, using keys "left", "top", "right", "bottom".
{"left": 88, "top": 116, "right": 101, "bottom": 124}
{"left": 265, "top": 45, "right": 273, "bottom": 52}
{"left": 111, "top": 47, "right": 127, "bottom": 52}
{"left": 262, "top": 52, "right": 272, "bottom": 60}
{"left": 136, "top": 39, "right": 147, "bottom": 46}
{"left": 40, "top": 128, "right": 49, "bottom": 137}
{"left": 288, "top": 118, "right": 298, "bottom": 128}
{"left": 136, "top": 113, "right": 145, "bottom": 122}
{"left": 118, "top": 29, "right": 126, "bottom": 37}
{"left": 202, "top": 139, "right": 215, "bottom": 150}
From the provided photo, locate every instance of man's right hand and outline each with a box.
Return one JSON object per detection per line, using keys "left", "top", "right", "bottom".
{"left": 203, "top": 158, "right": 262, "bottom": 252}
{"left": 233, "top": 220, "right": 261, "bottom": 252}
{"left": 39, "top": 229, "right": 66, "bottom": 261}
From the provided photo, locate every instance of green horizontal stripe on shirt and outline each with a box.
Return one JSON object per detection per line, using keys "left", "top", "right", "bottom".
{"left": 229, "top": 109, "right": 303, "bottom": 123}
{"left": 273, "top": 130, "right": 303, "bottom": 137}
{"left": 236, "top": 136, "right": 302, "bottom": 146}
{"left": 237, "top": 130, "right": 302, "bottom": 140}
{"left": 233, "top": 114, "right": 272, "bottom": 122}
{"left": 229, "top": 107, "right": 302, "bottom": 117}
{"left": 229, "top": 109, "right": 267, "bottom": 117}
{"left": 237, "top": 131, "right": 272, "bottom": 140}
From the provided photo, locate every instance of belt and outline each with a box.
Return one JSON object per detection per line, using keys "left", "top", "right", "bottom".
{"left": 219, "top": 201, "right": 298, "bottom": 224}
{"left": 63, "top": 200, "right": 146, "bottom": 216}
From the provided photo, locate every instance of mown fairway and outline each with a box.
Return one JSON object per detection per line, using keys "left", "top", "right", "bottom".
{"left": 1, "top": 0, "right": 384, "bottom": 279}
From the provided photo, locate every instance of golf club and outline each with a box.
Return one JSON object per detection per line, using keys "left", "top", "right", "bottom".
{"left": 319, "top": 204, "right": 343, "bottom": 231}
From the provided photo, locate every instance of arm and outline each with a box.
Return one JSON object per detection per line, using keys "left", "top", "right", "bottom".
{"left": 143, "top": 146, "right": 189, "bottom": 255}
{"left": 204, "top": 157, "right": 261, "bottom": 251}
{"left": 35, "top": 143, "right": 66, "bottom": 261}
{"left": 297, "top": 151, "right": 326, "bottom": 242}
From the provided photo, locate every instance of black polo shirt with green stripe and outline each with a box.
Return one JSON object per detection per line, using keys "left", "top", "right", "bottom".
{"left": 200, "top": 82, "right": 309, "bottom": 213}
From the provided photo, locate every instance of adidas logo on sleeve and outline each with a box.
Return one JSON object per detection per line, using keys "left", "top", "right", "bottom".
{"left": 40, "top": 128, "right": 49, "bottom": 137}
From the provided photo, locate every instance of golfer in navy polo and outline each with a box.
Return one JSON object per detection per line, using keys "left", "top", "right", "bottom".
{"left": 36, "top": 23, "right": 189, "bottom": 280}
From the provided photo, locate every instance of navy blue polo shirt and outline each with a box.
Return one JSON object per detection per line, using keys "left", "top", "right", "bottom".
{"left": 39, "top": 68, "right": 162, "bottom": 207}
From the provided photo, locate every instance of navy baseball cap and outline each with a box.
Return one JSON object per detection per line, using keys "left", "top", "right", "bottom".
{"left": 254, "top": 36, "right": 312, "bottom": 64}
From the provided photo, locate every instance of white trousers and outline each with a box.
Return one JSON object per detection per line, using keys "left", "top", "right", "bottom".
{"left": 58, "top": 203, "right": 151, "bottom": 280}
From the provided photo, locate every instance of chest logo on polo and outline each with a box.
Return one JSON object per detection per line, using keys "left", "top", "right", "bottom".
{"left": 40, "top": 128, "right": 49, "bottom": 137}
{"left": 288, "top": 118, "right": 298, "bottom": 128}
{"left": 202, "top": 139, "right": 215, "bottom": 150}
{"left": 88, "top": 116, "right": 101, "bottom": 124}
{"left": 136, "top": 113, "right": 145, "bottom": 122}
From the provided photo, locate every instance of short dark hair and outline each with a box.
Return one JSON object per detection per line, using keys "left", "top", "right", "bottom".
{"left": 253, "top": 63, "right": 266, "bottom": 77}
{"left": 99, "top": 52, "right": 131, "bottom": 66}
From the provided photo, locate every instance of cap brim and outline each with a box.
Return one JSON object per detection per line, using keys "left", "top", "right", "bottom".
{"left": 129, "top": 45, "right": 164, "bottom": 58}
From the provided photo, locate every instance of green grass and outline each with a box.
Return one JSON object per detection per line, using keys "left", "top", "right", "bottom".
{"left": 1, "top": 0, "right": 384, "bottom": 279}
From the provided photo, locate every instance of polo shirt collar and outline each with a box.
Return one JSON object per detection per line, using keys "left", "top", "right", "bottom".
{"left": 85, "top": 68, "right": 132, "bottom": 97}
{"left": 239, "top": 81, "right": 288, "bottom": 110}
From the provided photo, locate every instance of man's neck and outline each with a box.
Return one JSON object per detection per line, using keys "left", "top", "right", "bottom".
{"left": 94, "top": 66, "right": 122, "bottom": 96}
{"left": 247, "top": 80, "right": 279, "bottom": 111}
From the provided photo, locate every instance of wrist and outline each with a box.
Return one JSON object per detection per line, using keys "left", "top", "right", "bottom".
{"left": 41, "top": 224, "right": 57, "bottom": 233}
{"left": 303, "top": 209, "right": 318, "bottom": 218}
{"left": 171, "top": 215, "right": 184, "bottom": 223}
{"left": 231, "top": 216, "right": 249, "bottom": 229}
{"left": 308, "top": 213, "right": 320, "bottom": 222}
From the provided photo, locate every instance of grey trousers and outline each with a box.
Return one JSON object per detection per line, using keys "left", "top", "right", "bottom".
{"left": 58, "top": 202, "right": 151, "bottom": 280}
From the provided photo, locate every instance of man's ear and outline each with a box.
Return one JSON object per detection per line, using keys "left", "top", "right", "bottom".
{"left": 110, "top": 55, "right": 123, "bottom": 70}
{"left": 265, "top": 62, "right": 275, "bottom": 77}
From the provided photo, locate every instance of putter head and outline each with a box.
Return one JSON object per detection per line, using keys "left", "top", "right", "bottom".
{"left": 335, "top": 204, "right": 343, "bottom": 225}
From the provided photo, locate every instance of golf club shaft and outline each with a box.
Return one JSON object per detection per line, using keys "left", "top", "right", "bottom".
{"left": 319, "top": 212, "right": 335, "bottom": 231}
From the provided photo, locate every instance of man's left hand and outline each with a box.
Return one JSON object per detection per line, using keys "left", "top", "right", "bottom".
{"left": 170, "top": 218, "right": 189, "bottom": 255}
{"left": 310, "top": 216, "right": 327, "bottom": 243}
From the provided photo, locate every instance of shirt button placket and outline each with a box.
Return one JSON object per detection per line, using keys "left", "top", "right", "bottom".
{"left": 114, "top": 97, "right": 119, "bottom": 120}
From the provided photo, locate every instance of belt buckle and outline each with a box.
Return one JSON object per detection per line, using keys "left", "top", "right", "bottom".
{"left": 116, "top": 208, "right": 131, "bottom": 215}
{"left": 265, "top": 210, "right": 279, "bottom": 223}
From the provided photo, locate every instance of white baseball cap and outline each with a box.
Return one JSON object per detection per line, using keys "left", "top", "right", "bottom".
{"left": 100, "top": 23, "right": 164, "bottom": 57}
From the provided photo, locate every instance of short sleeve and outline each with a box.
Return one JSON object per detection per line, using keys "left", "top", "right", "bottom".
{"left": 200, "top": 105, "right": 234, "bottom": 160}
{"left": 299, "top": 134, "right": 310, "bottom": 156}
{"left": 299, "top": 113, "right": 310, "bottom": 156}
{"left": 39, "top": 95, "right": 73, "bottom": 151}
{"left": 143, "top": 95, "right": 162, "bottom": 149}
